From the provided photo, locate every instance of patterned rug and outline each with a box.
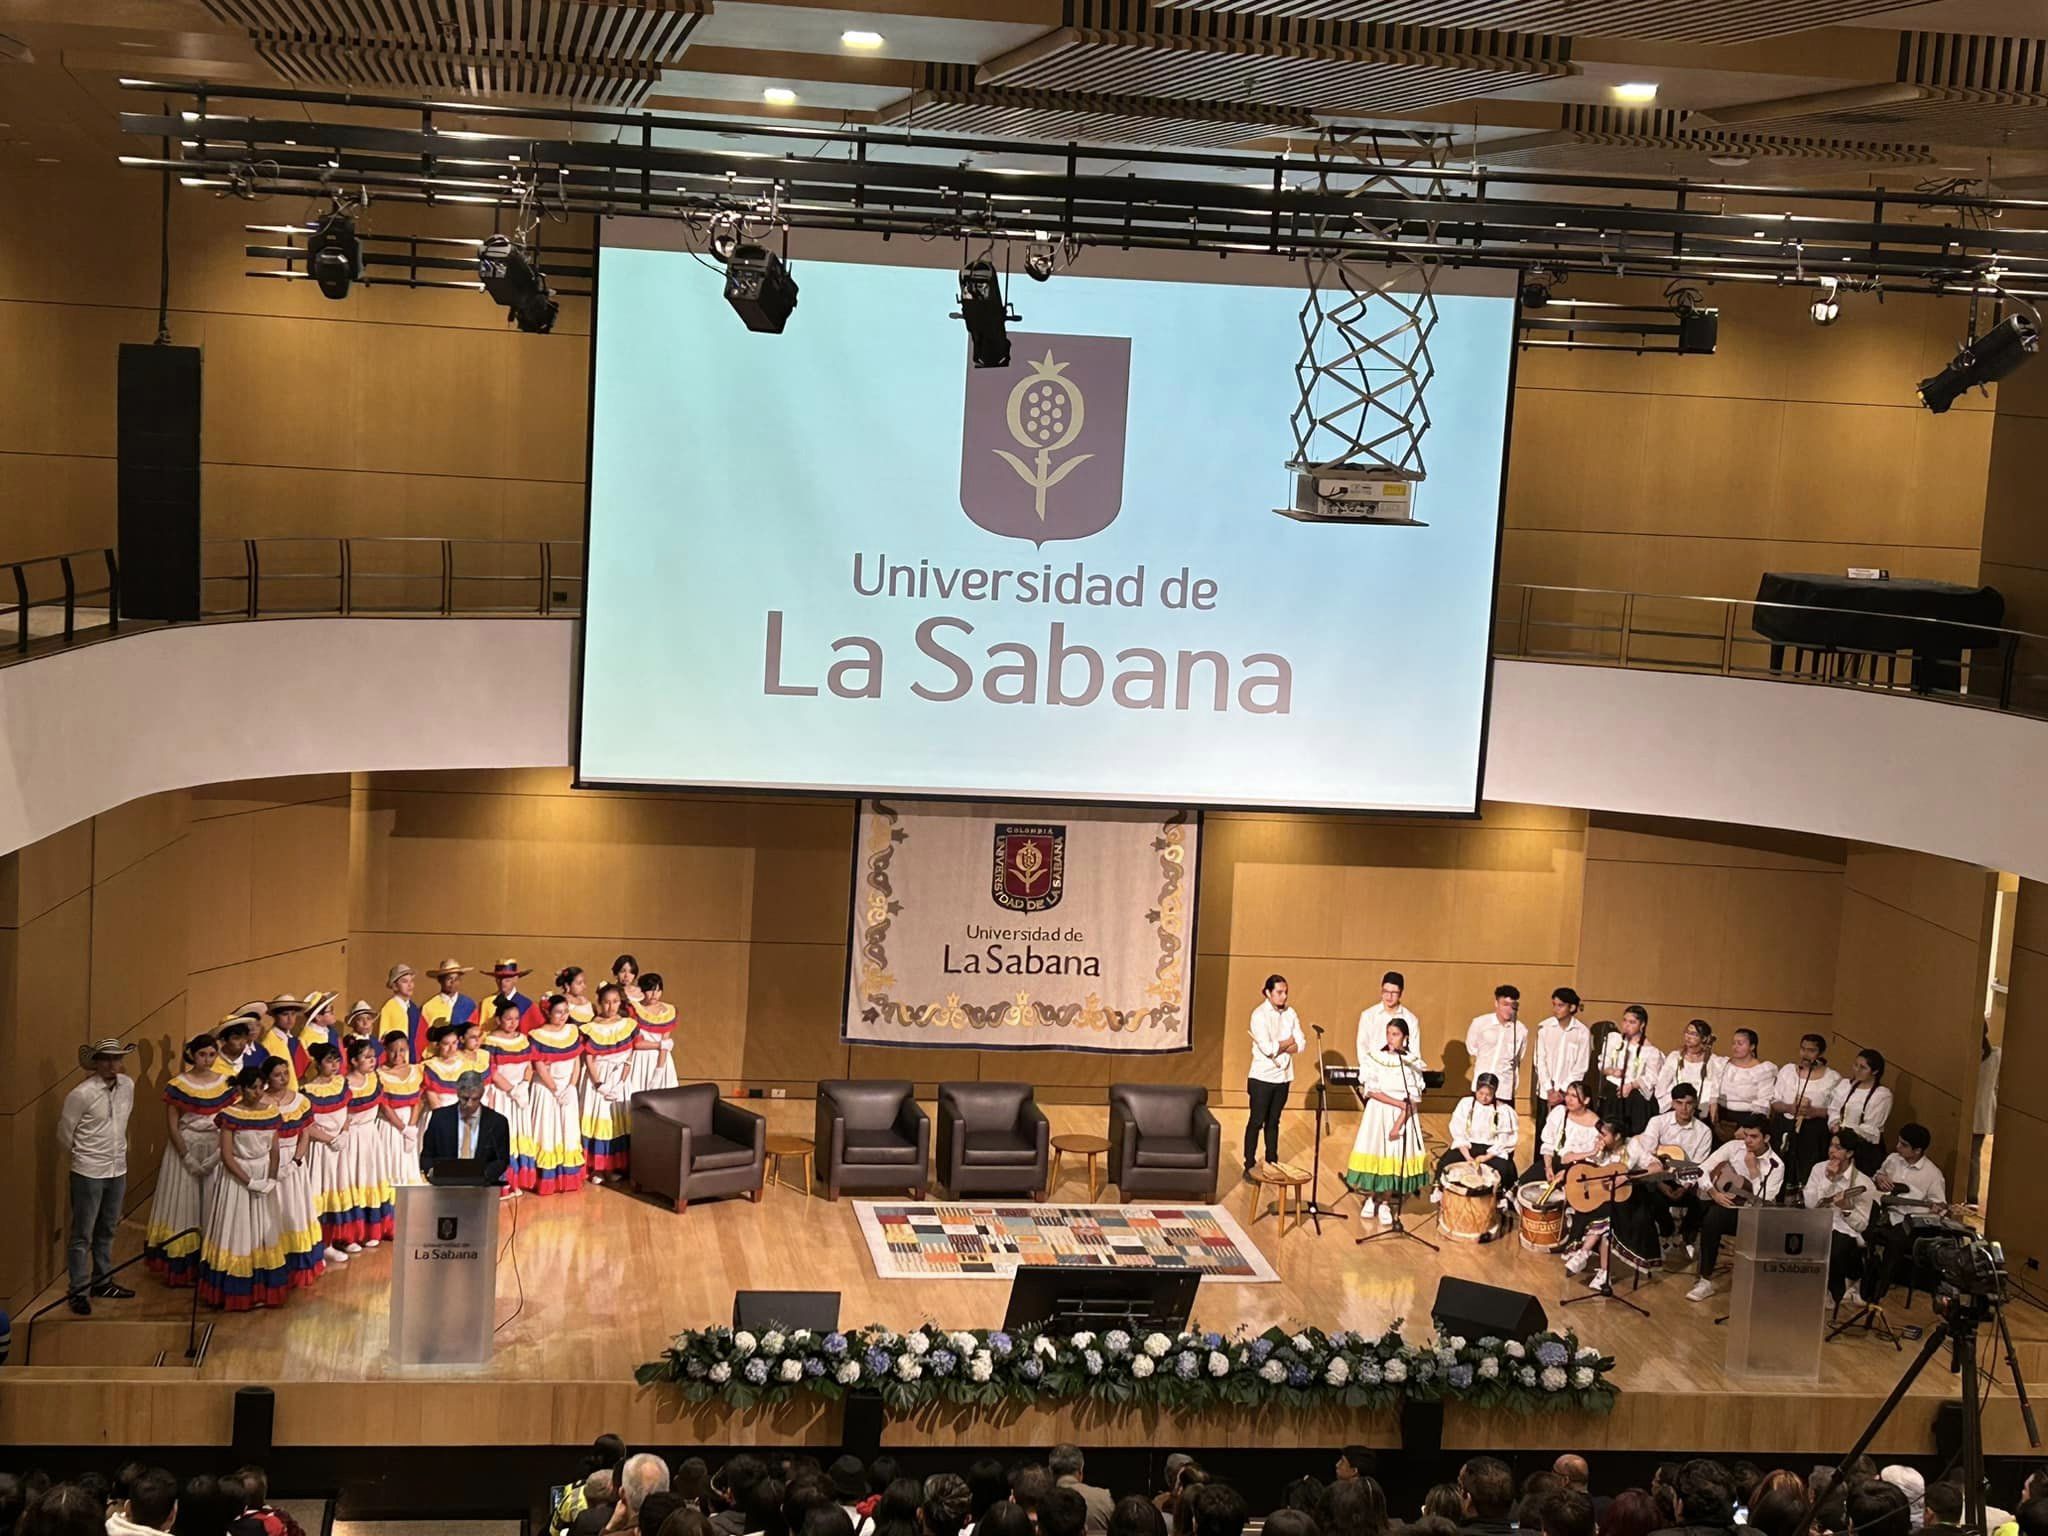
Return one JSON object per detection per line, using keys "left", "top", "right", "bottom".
{"left": 852, "top": 1200, "right": 1280, "bottom": 1283}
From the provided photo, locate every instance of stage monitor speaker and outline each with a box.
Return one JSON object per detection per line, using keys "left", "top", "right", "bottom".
{"left": 231, "top": 1384, "right": 275, "bottom": 1459}
{"left": 117, "top": 342, "right": 202, "bottom": 622}
{"left": 733, "top": 1290, "right": 840, "bottom": 1334}
{"left": 1431, "top": 1275, "right": 1546, "bottom": 1340}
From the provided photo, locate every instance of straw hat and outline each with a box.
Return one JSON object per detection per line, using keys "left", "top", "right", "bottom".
{"left": 267, "top": 993, "right": 308, "bottom": 1016}
{"left": 78, "top": 1038, "right": 137, "bottom": 1069}
{"left": 302, "top": 989, "right": 338, "bottom": 1020}
{"left": 426, "top": 958, "right": 471, "bottom": 979}
{"left": 485, "top": 958, "right": 531, "bottom": 979}
{"left": 344, "top": 1000, "right": 377, "bottom": 1028}
{"left": 386, "top": 963, "right": 415, "bottom": 988}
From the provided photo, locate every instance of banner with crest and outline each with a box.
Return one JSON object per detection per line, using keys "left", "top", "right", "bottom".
{"left": 842, "top": 799, "right": 1198, "bottom": 1053}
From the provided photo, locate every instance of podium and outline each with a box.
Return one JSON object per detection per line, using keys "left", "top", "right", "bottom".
{"left": 1724, "top": 1203, "right": 1831, "bottom": 1382}
{"left": 390, "top": 1184, "right": 500, "bottom": 1366}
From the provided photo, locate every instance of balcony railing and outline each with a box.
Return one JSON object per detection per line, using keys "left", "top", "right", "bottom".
{"left": 9, "top": 544, "right": 2048, "bottom": 726}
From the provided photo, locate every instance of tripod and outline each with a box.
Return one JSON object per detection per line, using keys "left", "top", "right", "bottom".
{"left": 1559, "top": 1169, "right": 1651, "bottom": 1318}
{"left": 1357, "top": 1050, "right": 1439, "bottom": 1254}
{"left": 1298, "top": 1025, "right": 1348, "bottom": 1233}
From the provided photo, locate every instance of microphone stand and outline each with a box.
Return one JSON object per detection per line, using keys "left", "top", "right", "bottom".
{"left": 1561, "top": 1167, "right": 1650, "bottom": 1318}
{"left": 1300, "top": 1025, "right": 1348, "bottom": 1232}
{"left": 1357, "top": 1050, "right": 1439, "bottom": 1253}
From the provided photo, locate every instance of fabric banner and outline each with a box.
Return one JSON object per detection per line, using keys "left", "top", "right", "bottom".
{"left": 843, "top": 799, "right": 1197, "bottom": 1053}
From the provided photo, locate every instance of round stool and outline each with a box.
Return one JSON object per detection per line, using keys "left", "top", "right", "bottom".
{"left": 1248, "top": 1161, "right": 1312, "bottom": 1234}
{"left": 1050, "top": 1133, "right": 1111, "bottom": 1201}
{"left": 765, "top": 1133, "right": 815, "bottom": 1196}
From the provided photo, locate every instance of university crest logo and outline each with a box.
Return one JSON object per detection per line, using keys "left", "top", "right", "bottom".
{"left": 437, "top": 1216, "right": 459, "bottom": 1241}
{"left": 960, "top": 332, "right": 1131, "bottom": 547}
{"left": 991, "top": 823, "right": 1066, "bottom": 913}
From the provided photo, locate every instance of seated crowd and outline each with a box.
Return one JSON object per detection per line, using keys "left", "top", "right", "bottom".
{"left": 5, "top": 1444, "right": 2046, "bottom": 1536}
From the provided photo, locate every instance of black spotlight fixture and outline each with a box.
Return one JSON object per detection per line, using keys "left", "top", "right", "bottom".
{"left": 724, "top": 243, "right": 799, "bottom": 333}
{"left": 305, "top": 209, "right": 364, "bottom": 300}
{"left": 478, "top": 234, "right": 558, "bottom": 334}
{"left": 1023, "top": 242, "right": 1056, "bottom": 283}
{"left": 1519, "top": 266, "right": 1556, "bottom": 309}
{"left": 956, "top": 258, "right": 1015, "bottom": 368}
{"left": 1668, "top": 284, "right": 1719, "bottom": 355}
{"left": 1918, "top": 311, "right": 2039, "bottom": 413}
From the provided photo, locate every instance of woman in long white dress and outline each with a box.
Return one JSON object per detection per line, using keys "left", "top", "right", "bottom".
{"left": 198, "top": 1068, "right": 288, "bottom": 1311}
{"left": 340, "top": 1035, "right": 392, "bottom": 1248}
{"left": 375, "top": 1030, "right": 425, "bottom": 1190}
{"left": 525, "top": 995, "right": 588, "bottom": 1196}
{"left": 420, "top": 1022, "right": 469, "bottom": 1119}
{"left": 299, "top": 1041, "right": 353, "bottom": 1264}
{"left": 481, "top": 996, "right": 537, "bottom": 1193}
{"left": 263, "top": 1057, "right": 325, "bottom": 1291}
{"left": 555, "top": 965, "right": 596, "bottom": 1026}
{"left": 611, "top": 953, "right": 645, "bottom": 1013}
{"left": 579, "top": 983, "right": 637, "bottom": 1182}
{"left": 145, "top": 1033, "right": 232, "bottom": 1287}
{"left": 1344, "top": 1016, "right": 1432, "bottom": 1223}
{"left": 625, "top": 972, "right": 678, "bottom": 1095}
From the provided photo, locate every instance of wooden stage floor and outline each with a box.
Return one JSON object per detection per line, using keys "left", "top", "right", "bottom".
{"left": 10, "top": 1105, "right": 2043, "bottom": 1456}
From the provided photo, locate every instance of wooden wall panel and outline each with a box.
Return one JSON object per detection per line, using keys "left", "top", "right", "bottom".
{"left": 1986, "top": 878, "right": 2048, "bottom": 1278}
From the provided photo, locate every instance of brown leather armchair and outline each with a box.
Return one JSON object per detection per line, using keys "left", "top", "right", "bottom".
{"left": 936, "top": 1082, "right": 1050, "bottom": 1198}
{"left": 1108, "top": 1084, "right": 1221, "bottom": 1201}
{"left": 629, "top": 1084, "right": 766, "bottom": 1212}
{"left": 815, "top": 1080, "right": 929, "bottom": 1200}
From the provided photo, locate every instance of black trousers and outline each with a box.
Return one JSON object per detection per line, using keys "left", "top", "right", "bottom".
{"left": 1773, "top": 1114, "right": 1830, "bottom": 1189}
{"left": 1696, "top": 1202, "right": 1744, "bottom": 1277}
{"left": 1438, "top": 1144, "right": 1518, "bottom": 1185}
{"left": 1244, "top": 1077, "right": 1288, "bottom": 1165}
{"left": 1612, "top": 1087, "right": 1657, "bottom": 1138}
{"left": 1827, "top": 1231, "right": 1865, "bottom": 1302}
{"left": 1861, "top": 1218, "right": 1914, "bottom": 1303}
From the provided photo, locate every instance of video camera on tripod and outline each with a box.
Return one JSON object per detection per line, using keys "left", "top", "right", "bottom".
{"left": 1915, "top": 1233, "right": 2007, "bottom": 1306}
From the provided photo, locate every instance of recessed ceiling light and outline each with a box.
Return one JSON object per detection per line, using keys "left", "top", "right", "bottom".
{"left": 118, "top": 40, "right": 154, "bottom": 49}
{"left": 1612, "top": 82, "right": 1658, "bottom": 103}
{"left": 841, "top": 29, "right": 884, "bottom": 50}
{"left": 763, "top": 87, "right": 797, "bottom": 106}
{"left": 1708, "top": 155, "right": 1750, "bottom": 169}
{"left": 35, "top": 156, "right": 59, "bottom": 164}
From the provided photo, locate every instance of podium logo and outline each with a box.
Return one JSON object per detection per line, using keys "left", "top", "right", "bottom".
{"left": 437, "top": 1216, "right": 460, "bottom": 1241}
{"left": 962, "top": 334, "right": 1130, "bottom": 547}
{"left": 1782, "top": 1233, "right": 1804, "bottom": 1255}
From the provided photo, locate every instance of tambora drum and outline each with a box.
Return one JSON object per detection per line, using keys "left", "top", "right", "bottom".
{"left": 1438, "top": 1162, "right": 1502, "bottom": 1243}
{"left": 1515, "top": 1182, "right": 1568, "bottom": 1252}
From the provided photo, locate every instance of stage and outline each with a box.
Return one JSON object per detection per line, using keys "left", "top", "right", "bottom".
{"left": 9, "top": 1104, "right": 2042, "bottom": 1456}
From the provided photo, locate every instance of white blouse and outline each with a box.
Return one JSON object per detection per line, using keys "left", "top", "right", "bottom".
{"left": 1656, "top": 1050, "right": 1723, "bottom": 1114}
{"left": 1830, "top": 1079, "right": 1893, "bottom": 1145}
{"left": 1599, "top": 1032, "right": 1664, "bottom": 1097}
{"left": 1540, "top": 1105, "right": 1602, "bottom": 1161}
{"left": 1449, "top": 1096, "right": 1519, "bottom": 1150}
{"left": 1718, "top": 1058, "right": 1778, "bottom": 1116}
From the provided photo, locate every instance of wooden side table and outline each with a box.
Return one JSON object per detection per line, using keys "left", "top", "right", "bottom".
{"left": 764, "top": 1133, "right": 815, "bottom": 1196}
{"left": 1248, "top": 1161, "right": 1311, "bottom": 1234}
{"left": 1050, "top": 1133, "right": 1111, "bottom": 1201}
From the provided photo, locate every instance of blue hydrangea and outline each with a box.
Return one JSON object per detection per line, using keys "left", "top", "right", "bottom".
{"left": 989, "top": 1331, "right": 1013, "bottom": 1357}
{"left": 804, "top": 1358, "right": 826, "bottom": 1377}
{"left": 1286, "top": 1364, "right": 1311, "bottom": 1387}
{"left": 1020, "top": 1357, "right": 1044, "bottom": 1382}
{"left": 685, "top": 1358, "right": 708, "bottom": 1379}
{"left": 930, "top": 1349, "right": 959, "bottom": 1377}
{"left": 1203, "top": 1332, "right": 1224, "bottom": 1350}
{"left": 1248, "top": 1339, "right": 1274, "bottom": 1363}
{"left": 1449, "top": 1364, "right": 1474, "bottom": 1389}
{"left": 823, "top": 1333, "right": 848, "bottom": 1356}
{"left": 1175, "top": 1351, "right": 1199, "bottom": 1379}
{"left": 743, "top": 1357, "right": 770, "bottom": 1385}
{"left": 865, "top": 1348, "right": 892, "bottom": 1375}
{"left": 1326, "top": 1330, "right": 1352, "bottom": 1350}
{"left": 1535, "top": 1341, "right": 1569, "bottom": 1369}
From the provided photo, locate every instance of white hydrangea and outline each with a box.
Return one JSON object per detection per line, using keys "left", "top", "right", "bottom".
{"left": 791, "top": 1329, "right": 813, "bottom": 1347}
{"left": 836, "top": 1361, "right": 861, "bottom": 1385}
{"left": 1448, "top": 1336, "right": 1468, "bottom": 1352}
{"left": 1503, "top": 1340, "right": 1526, "bottom": 1360}
{"left": 905, "top": 1332, "right": 931, "bottom": 1357}
{"left": 760, "top": 1330, "right": 786, "bottom": 1355}
{"left": 1104, "top": 1330, "right": 1132, "bottom": 1355}
{"left": 778, "top": 1358, "right": 803, "bottom": 1383}
{"left": 709, "top": 1361, "right": 732, "bottom": 1383}
{"left": 969, "top": 1351, "right": 994, "bottom": 1383}
{"left": 1477, "top": 1357, "right": 1500, "bottom": 1380}
{"left": 1384, "top": 1358, "right": 1408, "bottom": 1383}
{"left": 1208, "top": 1350, "right": 1231, "bottom": 1377}
{"left": 732, "top": 1331, "right": 758, "bottom": 1357}
{"left": 1144, "top": 1332, "right": 1172, "bottom": 1358}
{"left": 874, "top": 1329, "right": 899, "bottom": 1348}
{"left": 1571, "top": 1366, "right": 1594, "bottom": 1388}
{"left": 1035, "top": 1335, "right": 1059, "bottom": 1357}
{"left": 1290, "top": 1332, "right": 1313, "bottom": 1353}
{"left": 1325, "top": 1358, "right": 1351, "bottom": 1386}
{"left": 1258, "top": 1359, "right": 1288, "bottom": 1383}
{"left": 896, "top": 1354, "right": 923, "bottom": 1380}
{"left": 951, "top": 1331, "right": 979, "bottom": 1354}
{"left": 1576, "top": 1347, "right": 1601, "bottom": 1363}
{"left": 1540, "top": 1366, "right": 1567, "bottom": 1392}
{"left": 1131, "top": 1355, "right": 1155, "bottom": 1379}
{"left": 1070, "top": 1331, "right": 1096, "bottom": 1350}
{"left": 1517, "top": 1365, "right": 1537, "bottom": 1386}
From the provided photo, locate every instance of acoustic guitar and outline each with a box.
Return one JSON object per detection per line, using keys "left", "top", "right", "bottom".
{"left": 1562, "top": 1157, "right": 1703, "bottom": 1214}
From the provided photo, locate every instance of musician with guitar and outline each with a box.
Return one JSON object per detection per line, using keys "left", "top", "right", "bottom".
{"left": 1801, "top": 1130, "right": 1878, "bottom": 1307}
{"left": 1560, "top": 1116, "right": 1704, "bottom": 1295}
{"left": 1859, "top": 1122, "right": 1954, "bottom": 1306}
{"left": 1631, "top": 1083, "right": 1715, "bottom": 1249}
{"left": 1684, "top": 1123, "right": 1786, "bottom": 1303}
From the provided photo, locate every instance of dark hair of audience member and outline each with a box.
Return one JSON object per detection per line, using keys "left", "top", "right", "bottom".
{"left": 586, "top": 1437, "right": 630, "bottom": 1481}
{"left": 801, "top": 1509, "right": 855, "bottom": 1536}
{"left": 1459, "top": 1460, "right": 1516, "bottom": 1522}
{"left": 1108, "top": 1497, "right": 1169, "bottom": 1536}
{"left": 1263, "top": 1512, "right": 1320, "bottom": 1536}
{"left": 1922, "top": 1482, "right": 1964, "bottom": 1528}
{"left": 1039, "top": 1488, "right": 1090, "bottom": 1536}
{"left": 1406, "top": 1521, "right": 1459, "bottom": 1536}
{"left": 128, "top": 1470, "right": 180, "bottom": 1531}
{"left": 1322, "top": 1478, "right": 1387, "bottom": 1536}
{"left": 1187, "top": 1485, "right": 1250, "bottom": 1536}
{"left": 657, "top": 1511, "right": 711, "bottom": 1536}
{"left": 1283, "top": 1479, "right": 1326, "bottom": 1518}
{"left": 1422, "top": 1487, "right": 1464, "bottom": 1524}
{"left": 1540, "top": 1492, "right": 1596, "bottom": 1536}
{"left": 1651, "top": 1467, "right": 1681, "bottom": 1497}
{"left": 920, "top": 1475, "right": 973, "bottom": 1536}
{"left": 0, "top": 1475, "right": 24, "bottom": 1536}
{"left": 1845, "top": 1481, "right": 1912, "bottom": 1536}
{"left": 115, "top": 1465, "right": 148, "bottom": 1509}
{"left": 870, "top": 1481, "right": 923, "bottom": 1536}
{"left": 2016, "top": 1498, "right": 2048, "bottom": 1536}
{"left": 73, "top": 1478, "right": 110, "bottom": 1516}
{"left": 976, "top": 1503, "right": 1035, "bottom": 1536}
{"left": 172, "top": 1477, "right": 233, "bottom": 1536}
{"left": 21, "top": 1488, "right": 105, "bottom": 1536}
{"left": 1524, "top": 1474, "right": 1567, "bottom": 1504}
{"left": 1729, "top": 1465, "right": 1762, "bottom": 1505}
{"left": 1168, "top": 1470, "right": 1212, "bottom": 1536}
{"left": 743, "top": 1480, "right": 789, "bottom": 1536}
{"left": 785, "top": 1459, "right": 824, "bottom": 1492}
{"left": 1675, "top": 1463, "right": 1736, "bottom": 1530}
{"left": 964, "top": 1463, "right": 1009, "bottom": 1525}
{"left": 671, "top": 1460, "right": 712, "bottom": 1516}
{"left": 869, "top": 1461, "right": 900, "bottom": 1499}
{"left": 1596, "top": 1490, "right": 1661, "bottom": 1536}
{"left": 1746, "top": 1483, "right": 1812, "bottom": 1536}
{"left": 715, "top": 1458, "right": 767, "bottom": 1505}
{"left": 1010, "top": 1468, "right": 1054, "bottom": 1516}
{"left": 636, "top": 1493, "right": 683, "bottom": 1536}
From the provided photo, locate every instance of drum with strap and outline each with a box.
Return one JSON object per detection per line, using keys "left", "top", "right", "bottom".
{"left": 1515, "top": 1181, "right": 1569, "bottom": 1252}
{"left": 1438, "top": 1162, "right": 1502, "bottom": 1243}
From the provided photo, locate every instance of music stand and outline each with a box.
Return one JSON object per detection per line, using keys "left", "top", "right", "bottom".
{"left": 1300, "top": 1025, "right": 1349, "bottom": 1232}
{"left": 1356, "top": 1051, "right": 1438, "bottom": 1254}
{"left": 1560, "top": 1165, "right": 1651, "bottom": 1319}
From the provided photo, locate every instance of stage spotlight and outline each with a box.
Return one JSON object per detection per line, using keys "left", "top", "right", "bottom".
{"left": 1520, "top": 268, "right": 1556, "bottom": 309}
{"left": 1811, "top": 275, "right": 1841, "bottom": 327}
{"left": 1023, "top": 242, "right": 1056, "bottom": 283}
{"left": 725, "top": 243, "right": 799, "bottom": 333}
{"left": 956, "top": 258, "right": 1015, "bottom": 368}
{"left": 478, "top": 234, "right": 558, "bottom": 334}
{"left": 305, "top": 209, "right": 363, "bottom": 300}
{"left": 1918, "top": 312, "right": 2039, "bottom": 413}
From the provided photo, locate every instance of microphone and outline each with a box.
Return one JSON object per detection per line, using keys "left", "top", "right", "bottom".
{"left": 1310, "top": 1023, "right": 1325, "bottom": 1036}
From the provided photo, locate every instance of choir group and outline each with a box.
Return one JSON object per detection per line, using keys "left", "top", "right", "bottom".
{"left": 139, "top": 956, "right": 678, "bottom": 1311}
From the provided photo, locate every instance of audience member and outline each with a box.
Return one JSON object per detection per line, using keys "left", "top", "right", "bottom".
{"left": 1336, "top": 1454, "right": 1376, "bottom": 1487}
{"left": 659, "top": 1513, "right": 711, "bottom": 1536}
{"left": 1106, "top": 1503, "right": 1165, "bottom": 1536}
{"left": 919, "top": 1477, "right": 972, "bottom": 1536}
{"left": 108, "top": 1471, "right": 178, "bottom": 1536}
{"left": 1422, "top": 1489, "right": 1466, "bottom": 1525}
{"left": 675, "top": 1464, "right": 714, "bottom": 1520}
{"left": 1186, "top": 1486, "right": 1248, "bottom": 1536}
{"left": 1012, "top": 1471, "right": 1056, "bottom": 1524}
{"left": 1456, "top": 1459, "right": 1517, "bottom": 1536}
{"left": 1322, "top": 1479, "right": 1386, "bottom": 1536}
{"left": 170, "top": 1478, "right": 230, "bottom": 1536}
{"left": 829, "top": 1464, "right": 868, "bottom": 1529}
{"left": 2015, "top": 1501, "right": 2048, "bottom": 1536}
{"left": 977, "top": 1507, "right": 1035, "bottom": 1536}
{"left": 1923, "top": 1481, "right": 1964, "bottom": 1532}
{"left": 1166, "top": 1473, "right": 1209, "bottom": 1536}
{"left": 1557, "top": 1462, "right": 1592, "bottom": 1494}
{"left": 610, "top": 1457, "right": 672, "bottom": 1536}
{"left": 1518, "top": 1476, "right": 1568, "bottom": 1533}
{"left": 1040, "top": 1491, "right": 1089, "bottom": 1536}
{"left": 869, "top": 1483, "right": 921, "bottom": 1536}
{"left": 0, "top": 1476, "right": 25, "bottom": 1536}
{"left": 1263, "top": 1513, "right": 1319, "bottom": 1536}
{"left": 639, "top": 1498, "right": 684, "bottom": 1536}
{"left": 1847, "top": 1483, "right": 1914, "bottom": 1536}
{"left": 1543, "top": 1493, "right": 1597, "bottom": 1536}
{"left": 1881, "top": 1470, "right": 1927, "bottom": 1527}
{"left": 783, "top": 1487, "right": 831, "bottom": 1536}
{"left": 1600, "top": 1491, "right": 1661, "bottom": 1536}
{"left": 1408, "top": 1523, "right": 1458, "bottom": 1536}
{"left": 744, "top": 1481, "right": 789, "bottom": 1536}
{"left": 803, "top": 1512, "right": 855, "bottom": 1536}
{"left": 1662, "top": 1462, "right": 1738, "bottom": 1536}
{"left": 712, "top": 1460, "right": 769, "bottom": 1536}
{"left": 1049, "top": 1450, "right": 1112, "bottom": 1536}
{"left": 1743, "top": 1484, "right": 1809, "bottom": 1536}
{"left": 24, "top": 1488, "right": 106, "bottom": 1536}
{"left": 574, "top": 1475, "right": 621, "bottom": 1536}
{"left": 1282, "top": 1481, "right": 1324, "bottom": 1519}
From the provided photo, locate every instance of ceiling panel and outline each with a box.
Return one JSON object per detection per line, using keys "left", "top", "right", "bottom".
{"left": 877, "top": 62, "right": 1318, "bottom": 149}
{"left": 1473, "top": 105, "right": 1936, "bottom": 174}
{"left": 1149, "top": 0, "right": 1940, "bottom": 46}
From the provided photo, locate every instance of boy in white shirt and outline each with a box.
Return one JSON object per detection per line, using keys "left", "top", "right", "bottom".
{"left": 1245, "top": 973, "right": 1305, "bottom": 1175}
{"left": 1356, "top": 971, "right": 1421, "bottom": 1065}
{"left": 1535, "top": 988, "right": 1592, "bottom": 1119}
{"left": 1465, "top": 985, "right": 1530, "bottom": 1106}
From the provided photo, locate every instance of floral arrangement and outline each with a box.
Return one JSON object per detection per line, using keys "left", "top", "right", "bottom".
{"left": 635, "top": 1320, "right": 1617, "bottom": 1416}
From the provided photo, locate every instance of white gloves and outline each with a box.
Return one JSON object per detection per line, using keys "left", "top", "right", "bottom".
{"left": 403, "top": 1124, "right": 421, "bottom": 1152}
{"left": 247, "top": 1177, "right": 277, "bottom": 1195}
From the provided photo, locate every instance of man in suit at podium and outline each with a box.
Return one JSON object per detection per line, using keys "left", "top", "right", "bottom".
{"left": 421, "top": 1070, "right": 511, "bottom": 1186}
